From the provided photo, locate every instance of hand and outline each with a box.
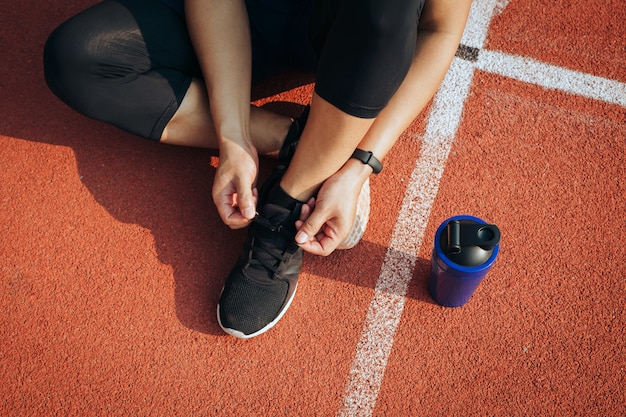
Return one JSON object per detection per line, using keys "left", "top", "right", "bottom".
{"left": 212, "top": 141, "right": 259, "bottom": 229}
{"left": 294, "top": 163, "right": 368, "bottom": 256}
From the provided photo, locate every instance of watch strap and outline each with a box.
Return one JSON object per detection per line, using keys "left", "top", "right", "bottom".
{"left": 351, "top": 148, "right": 383, "bottom": 174}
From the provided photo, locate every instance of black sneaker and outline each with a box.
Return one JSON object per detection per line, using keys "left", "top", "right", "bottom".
{"left": 217, "top": 109, "right": 308, "bottom": 338}
{"left": 217, "top": 188, "right": 303, "bottom": 338}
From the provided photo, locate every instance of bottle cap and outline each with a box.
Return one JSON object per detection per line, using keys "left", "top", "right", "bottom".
{"left": 440, "top": 220, "right": 501, "bottom": 267}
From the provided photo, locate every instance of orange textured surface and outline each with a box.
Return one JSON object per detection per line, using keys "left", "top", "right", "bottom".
{"left": 1, "top": 1, "right": 624, "bottom": 416}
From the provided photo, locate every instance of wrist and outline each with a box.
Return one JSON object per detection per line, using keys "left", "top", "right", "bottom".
{"left": 219, "top": 135, "right": 255, "bottom": 157}
{"left": 214, "top": 117, "right": 253, "bottom": 152}
{"left": 341, "top": 158, "right": 373, "bottom": 186}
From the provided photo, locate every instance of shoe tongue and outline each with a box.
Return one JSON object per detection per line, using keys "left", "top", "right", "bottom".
{"left": 248, "top": 204, "right": 298, "bottom": 281}
{"left": 256, "top": 203, "right": 298, "bottom": 244}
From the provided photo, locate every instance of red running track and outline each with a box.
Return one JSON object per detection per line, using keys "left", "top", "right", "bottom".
{"left": 1, "top": 0, "right": 624, "bottom": 415}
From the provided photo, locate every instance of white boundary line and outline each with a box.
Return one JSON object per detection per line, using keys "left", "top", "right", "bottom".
{"left": 337, "top": 59, "right": 475, "bottom": 417}
{"left": 337, "top": 1, "right": 498, "bottom": 414}
{"left": 337, "top": 0, "right": 625, "bottom": 415}
{"left": 476, "top": 50, "right": 626, "bottom": 106}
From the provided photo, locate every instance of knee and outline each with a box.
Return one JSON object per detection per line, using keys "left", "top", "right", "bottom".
{"left": 43, "top": 19, "right": 101, "bottom": 106}
{"left": 44, "top": 23, "right": 80, "bottom": 104}
{"left": 347, "top": 0, "right": 418, "bottom": 77}
{"left": 356, "top": 0, "right": 417, "bottom": 45}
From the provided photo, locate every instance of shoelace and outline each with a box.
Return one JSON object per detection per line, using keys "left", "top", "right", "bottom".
{"left": 252, "top": 212, "right": 282, "bottom": 232}
{"left": 248, "top": 213, "right": 297, "bottom": 274}
{"left": 248, "top": 239, "right": 283, "bottom": 274}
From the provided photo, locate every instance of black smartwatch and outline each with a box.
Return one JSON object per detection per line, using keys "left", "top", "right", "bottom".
{"left": 351, "top": 148, "right": 383, "bottom": 174}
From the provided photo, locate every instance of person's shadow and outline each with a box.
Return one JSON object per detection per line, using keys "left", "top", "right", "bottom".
{"left": 2, "top": 2, "right": 435, "bottom": 335}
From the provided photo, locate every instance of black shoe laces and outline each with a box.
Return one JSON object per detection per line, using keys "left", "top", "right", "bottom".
{"left": 247, "top": 213, "right": 297, "bottom": 275}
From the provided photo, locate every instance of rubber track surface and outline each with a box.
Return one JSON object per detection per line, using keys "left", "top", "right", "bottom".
{"left": 1, "top": 1, "right": 624, "bottom": 415}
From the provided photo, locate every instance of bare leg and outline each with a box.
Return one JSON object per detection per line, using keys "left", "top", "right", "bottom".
{"left": 160, "top": 78, "right": 293, "bottom": 155}
{"left": 279, "top": 92, "right": 375, "bottom": 201}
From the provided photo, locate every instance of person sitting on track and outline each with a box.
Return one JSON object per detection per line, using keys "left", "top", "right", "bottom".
{"left": 43, "top": 0, "right": 471, "bottom": 338}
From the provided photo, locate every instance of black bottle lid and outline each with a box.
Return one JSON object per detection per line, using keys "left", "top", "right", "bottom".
{"left": 439, "top": 220, "right": 501, "bottom": 267}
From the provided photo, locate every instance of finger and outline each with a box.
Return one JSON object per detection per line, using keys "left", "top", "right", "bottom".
{"left": 213, "top": 188, "right": 235, "bottom": 223}
{"left": 295, "top": 208, "right": 309, "bottom": 231}
{"left": 218, "top": 203, "right": 249, "bottom": 229}
{"left": 295, "top": 204, "right": 328, "bottom": 245}
{"left": 298, "top": 197, "right": 315, "bottom": 222}
{"left": 235, "top": 182, "right": 257, "bottom": 220}
{"left": 223, "top": 200, "right": 252, "bottom": 229}
{"left": 298, "top": 233, "right": 338, "bottom": 256}
{"left": 297, "top": 213, "right": 343, "bottom": 256}
{"left": 213, "top": 189, "right": 253, "bottom": 229}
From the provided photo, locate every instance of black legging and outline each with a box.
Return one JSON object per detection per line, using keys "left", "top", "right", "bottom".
{"left": 44, "top": 0, "right": 424, "bottom": 141}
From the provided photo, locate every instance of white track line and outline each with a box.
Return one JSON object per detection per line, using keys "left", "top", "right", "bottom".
{"left": 337, "top": 60, "right": 475, "bottom": 417}
{"left": 476, "top": 50, "right": 626, "bottom": 106}
{"left": 459, "top": 0, "right": 501, "bottom": 48}
{"left": 337, "top": 1, "right": 498, "bottom": 414}
{"left": 337, "top": 0, "right": 624, "bottom": 414}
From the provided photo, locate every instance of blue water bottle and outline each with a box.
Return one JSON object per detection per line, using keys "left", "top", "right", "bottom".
{"left": 429, "top": 215, "right": 501, "bottom": 307}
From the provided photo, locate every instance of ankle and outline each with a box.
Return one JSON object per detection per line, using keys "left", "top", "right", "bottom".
{"left": 266, "top": 182, "right": 303, "bottom": 211}
{"left": 250, "top": 110, "right": 293, "bottom": 155}
{"left": 278, "top": 175, "right": 319, "bottom": 202}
